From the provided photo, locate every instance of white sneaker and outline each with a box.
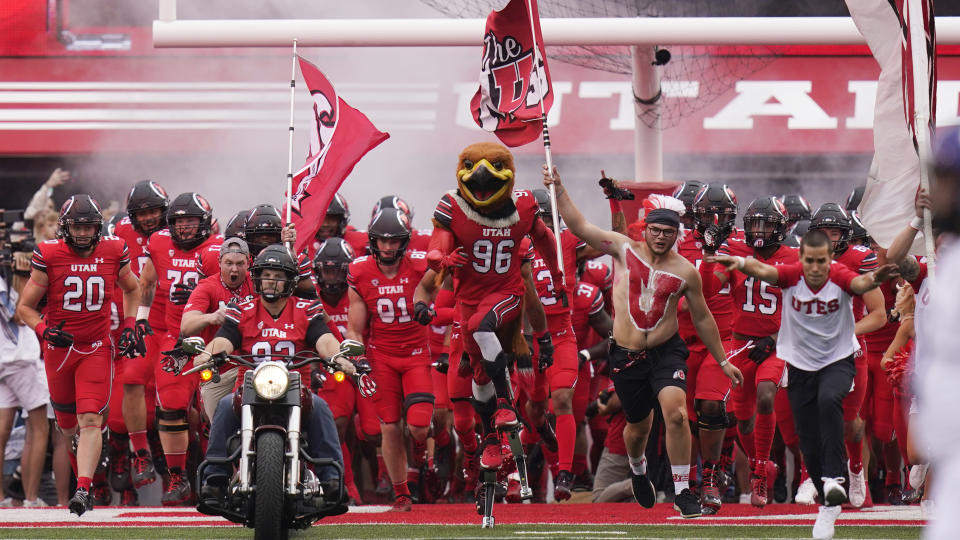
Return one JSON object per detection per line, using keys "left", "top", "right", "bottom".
{"left": 812, "top": 504, "right": 842, "bottom": 540}
{"left": 739, "top": 492, "right": 752, "bottom": 504}
{"left": 909, "top": 463, "right": 928, "bottom": 490}
{"left": 22, "top": 498, "right": 47, "bottom": 507}
{"left": 848, "top": 463, "right": 866, "bottom": 508}
{"left": 0, "top": 497, "right": 14, "bottom": 508}
{"left": 822, "top": 477, "right": 848, "bottom": 506}
{"left": 796, "top": 477, "right": 817, "bottom": 505}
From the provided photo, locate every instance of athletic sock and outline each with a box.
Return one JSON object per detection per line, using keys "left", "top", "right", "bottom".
{"left": 629, "top": 455, "right": 647, "bottom": 476}
{"left": 555, "top": 413, "right": 576, "bottom": 473}
{"left": 411, "top": 438, "right": 428, "bottom": 468}
{"left": 671, "top": 464, "right": 690, "bottom": 495}
{"left": 847, "top": 439, "right": 864, "bottom": 474}
{"left": 738, "top": 426, "right": 757, "bottom": 461}
{"left": 341, "top": 442, "right": 355, "bottom": 487}
{"left": 76, "top": 476, "right": 92, "bottom": 491}
{"left": 393, "top": 481, "right": 410, "bottom": 498}
{"left": 754, "top": 411, "right": 777, "bottom": 474}
{"left": 130, "top": 430, "right": 150, "bottom": 454}
{"left": 166, "top": 451, "right": 187, "bottom": 471}
{"left": 434, "top": 427, "right": 451, "bottom": 449}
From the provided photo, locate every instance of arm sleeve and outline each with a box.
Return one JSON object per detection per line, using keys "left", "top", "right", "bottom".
{"left": 214, "top": 311, "right": 243, "bottom": 349}
{"left": 306, "top": 313, "right": 333, "bottom": 346}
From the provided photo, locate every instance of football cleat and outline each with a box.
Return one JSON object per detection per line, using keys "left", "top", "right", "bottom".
{"left": 69, "top": 488, "right": 93, "bottom": 517}
{"left": 673, "top": 488, "right": 702, "bottom": 518}
{"left": 389, "top": 494, "right": 412, "bottom": 512}
{"left": 750, "top": 474, "right": 768, "bottom": 507}
{"left": 131, "top": 449, "right": 157, "bottom": 488}
{"left": 161, "top": 469, "right": 192, "bottom": 506}
{"left": 553, "top": 470, "right": 573, "bottom": 502}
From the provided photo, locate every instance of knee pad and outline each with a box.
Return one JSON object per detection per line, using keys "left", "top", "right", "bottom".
{"left": 695, "top": 401, "right": 727, "bottom": 431}
{"left": 403, "top": 393, "right": 435, "bottom": 428}
{"left": 156, "top": 409, "right": 189, "bottom": 432}
{"left": 482, "top": 351, "right": 510, "bottom": 379}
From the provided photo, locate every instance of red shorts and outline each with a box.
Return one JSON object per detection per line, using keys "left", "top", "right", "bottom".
{"left": 842, "top": 337, "right": 868, "bottom": 422}
{"left": 726, "top": 338, "right": 786, "bottom": 421}
{"left": 459, "top": 294, "right": 523, "bottom": 386}
{"left": 121, "top": 328, "right": 165, "bottom": 386}
{"left": 446, "top": 323, "right": 473, "bottom": 401}
{"left": 369, "top": 348, "right": 434, "bottom": 426}
{"left": 154, "top": 333, "right": 199, "bottom": 411}
{"left": 44, "top": 340, "right": 114, "bottom": 429}
{"left": 685, "top": 339, "right": 732, "bottom": 420}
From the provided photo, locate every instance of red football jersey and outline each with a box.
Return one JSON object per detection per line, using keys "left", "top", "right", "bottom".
{"left": 570, "top": 281, "right": 605, "bottom": 350}
{"left": 220, "top": 296, "right": 328, "bottom": 380}
{"left": 862, "top": 280, "right": 899, "bottom": 349}
{"left": 347, "top": 250, "right": 430, "bottom": 355}
{"left": 531, "top": 229, "right": 580, "bottom": 328}
{"left": 410, "top": 228, "right": 433, "bottom": 252}
{"left": 579, "top": 259, "right": 613, "bottom": 314}
{"left": 723, "top": 239, "right": 799, "bottom": 337}
{"left": 434, "top": 190, "right": 542, "bottom": 303}
{"left": 676, "top": 233, "right": 733, "bottom": 341}
{"left": 194, "top": 236, "right": 225, "bottom": 279}
{"left": 144, "top": 230, "right": 221, "bottom": 330}
{"left": 32, "top": 236, "right": 130, "bottom": 344}
{"left": 834, "top": 244, "right": 879, "bottom": 322}
{"left": 114, "top": 218, "right": 167, "bottom": 330}
{"left": 320, "top": 291, "right": 350, "bottom": 341}
{"left": 182, "top": 274, "right": 254, "bottom": 343}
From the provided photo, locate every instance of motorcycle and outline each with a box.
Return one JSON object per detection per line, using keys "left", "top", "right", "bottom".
{"left": 178, "top": 336, "right": 375, "bottom": 540}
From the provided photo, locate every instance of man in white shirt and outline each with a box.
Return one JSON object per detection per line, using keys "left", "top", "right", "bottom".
{"left": 708, "top": 229, "right": 898, "bottom": 540}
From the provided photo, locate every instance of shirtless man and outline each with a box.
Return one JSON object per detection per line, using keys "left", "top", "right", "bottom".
{"left": 543, "top": 165, "right": 743, "bottom": 518}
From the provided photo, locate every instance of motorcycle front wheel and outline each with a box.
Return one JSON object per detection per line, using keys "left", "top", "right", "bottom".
{"left": 254, "top": 430, "right": 288, "bottom": 540}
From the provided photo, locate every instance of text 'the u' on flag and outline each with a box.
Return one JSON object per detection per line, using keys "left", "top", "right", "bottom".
{"left": 286, "top": 56, "right": 389, "bottom": 254}
{"left": 470, "top": 0, "right": 553, "bottom": 147}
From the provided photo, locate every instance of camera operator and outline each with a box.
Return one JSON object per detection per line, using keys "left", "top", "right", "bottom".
{"left": 589, "top": 383, "right": 633, "bottom": 503}
{"left": 0, "top": 210, "right": 49, "bottom": 507}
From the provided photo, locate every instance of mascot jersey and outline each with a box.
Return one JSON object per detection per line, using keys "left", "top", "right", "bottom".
{"left": 434, "top": 189, "right": 540, "bottom": 303}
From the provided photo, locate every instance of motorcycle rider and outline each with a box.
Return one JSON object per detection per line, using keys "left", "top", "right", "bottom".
{"left": 194, "top": 245, "right": 361, "bottom": 508}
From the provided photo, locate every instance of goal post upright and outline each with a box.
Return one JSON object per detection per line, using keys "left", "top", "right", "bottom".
{"left": 631, "top": 46, "right": 662, "bottom": 183}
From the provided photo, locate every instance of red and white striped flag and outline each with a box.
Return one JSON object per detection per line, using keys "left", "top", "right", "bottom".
{"left": 286, "top": 56, "right": 389, "bottom": 254}
{"left": 848, "top": 0, "right": 936, "bottom": 251}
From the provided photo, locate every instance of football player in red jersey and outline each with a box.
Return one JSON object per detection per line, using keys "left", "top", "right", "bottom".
{"left": 578, "top": 259, "right": 614, "bottom": 315}
{"left": 702, "top": 197, "right": 797, "bottom": 507}
{"left": 679, "top": 183, "right": 739, "bottom": 514}
{"left": 544, "top": 166, "right": 742, "bottom": 519}
{"left": 310, "top": 193, "right": 368, "bottom": 258}
{"left": 417, "top": 143, "right": 565, "bottom": 475}
{"left": 196, "top": 245, "right": 359, "bottom": 511}
{"left": 372, "top": 195, "right": 433, "bottom": 252}
{"left": 525, "top": 189, "right": 585, "bottom": 500}
{"left": 137, "top": 192, "right": 220, "bottom": 505}
{"left": 17, "top": 195, "right": 142, "bottom": 516}
{"left": 180, "top": 238, "right": 254, "bottom": 422}
{"left": 808, "top": 203, "right": 888, "bottom": 508}
{"left": 242, "top": 204, "right": 315, "bottom": 297}
{"left": 313, "top": 237, "right": 376, "bottom": 505}
{"left": 347, "top": 208, "right": 436, "bottom": 511}
{"left": 114, "top": 181, "right": 169, "bottom": 490}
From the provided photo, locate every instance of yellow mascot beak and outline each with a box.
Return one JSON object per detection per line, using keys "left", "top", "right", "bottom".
{"left": 457, "top": 159, "right": 515, "bottom": 208}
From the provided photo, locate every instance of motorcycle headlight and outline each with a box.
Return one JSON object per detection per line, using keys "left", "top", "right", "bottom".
{"left": 252, "top": 361, "right": 289, "bottom": 400}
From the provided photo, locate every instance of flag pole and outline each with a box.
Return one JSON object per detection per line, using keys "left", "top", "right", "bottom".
{"left": 525, "top": 0, "right": 566, "bottom": 290}
{"left": 907, "top": 0, "right": 936, "bottom": 277}
{"left": 284, "top": 39, "right": 299, "bottom": 252}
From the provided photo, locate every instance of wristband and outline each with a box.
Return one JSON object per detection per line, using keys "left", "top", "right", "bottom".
{"left": 34, "top": 321, "right": 47, "bottom": 338}
{"left": 718, "top": 359, "right": 729, "bottom": 368}
{"left": 609, "top": 199, "right": 623, "bottom": 215}
{"left": 579, "top": 349, "right": 591, "bottom": 362}
{"left": 735, "top": 256, "right": 746, "bottom": 270}
{"left": 122, "top": 317, "right": 135, "bottom": 330}
{"left": 909, "top": 216, "right": 923, "bottom": 231}
{"left": 136, "top": 306, "right": 151, "bottom": 320}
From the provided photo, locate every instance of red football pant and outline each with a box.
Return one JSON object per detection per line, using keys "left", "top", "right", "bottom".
{"left": 121, "top": 327, "right": 165, "bottom": 386}
{"left": 864, "top": 350, "right": 896, "bottom": 443}
{"left": 842, "top": 338, "right": 868, "bottom": 422}
{"left": 317, "top": 372, "right": 380, "bottom": 438}
{"left": 44, "top": 340, "right": 113, "bottom": 430}
{"left": 369, "top": 349, "right": 434, "bottom": 427}
{"left": 459, "top": 294, "right": 523, "bottom": 386}
{"left": 154, "top": 333, "right": 199, "bottom": 411}
{"left": 727, "top": 338, "right": 786, "bottom": 421}
{"left": 685, "top": 339, "right": 732, "bottom": 420}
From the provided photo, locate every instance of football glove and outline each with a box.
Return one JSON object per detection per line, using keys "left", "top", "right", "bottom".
{"left": 169, "top": 281, "right": 196, "bottom": 305}
{"left": 535, "top": 332, "right": 555, "bottom": 372}
{"left": 412, "top": 301, "right": 435, "bottom": 326}
{"left": 748, "top": 336, "right": 777, "bottom": 365}
{"left": 38, "top": 321, "right": 74, "bottom": 348}
{"left": 432, "top": 352, "right": 449, "bottom": 375}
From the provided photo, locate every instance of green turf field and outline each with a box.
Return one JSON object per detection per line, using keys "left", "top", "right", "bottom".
{"left": 0, "top": 524, "right": 924, "bottom": 539}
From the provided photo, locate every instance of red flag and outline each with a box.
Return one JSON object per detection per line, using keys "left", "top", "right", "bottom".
{"left": 286, "top": 56, "right": 389, "bottom": 254}
{"left": 897, "top": 0, "right": 937, "bottom": 148}
{"left": 470, "top": 0, "right": 553, "bottom": 147}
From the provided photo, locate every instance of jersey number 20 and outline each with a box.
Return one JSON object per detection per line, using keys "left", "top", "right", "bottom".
{"left": 62, "top": 276, "right": 105, "bottom": 312}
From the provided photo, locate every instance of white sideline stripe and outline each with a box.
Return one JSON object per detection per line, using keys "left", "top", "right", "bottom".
{"left": 0, "top": 82, "right": 438, "bottom": 91}
{"left": 0, "top": 121, "right": 434, "bottom": 130}
{"left": 0, "top": 91, "right": 439, "bottom": 104}
{"left": 515, "top": 532, "right": 627, "bottom": 535}
{"left": 0, "top": 109, "right": 436, "bottom": 122}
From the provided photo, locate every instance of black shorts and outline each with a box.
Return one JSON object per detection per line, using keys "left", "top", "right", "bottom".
{"left": 608, "top": 333, "right": 689, "bottom": 423}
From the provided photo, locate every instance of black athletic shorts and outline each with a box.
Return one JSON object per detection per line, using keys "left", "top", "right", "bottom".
{"left": 608, "top": 333, "right": 689, "bottom": 423}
